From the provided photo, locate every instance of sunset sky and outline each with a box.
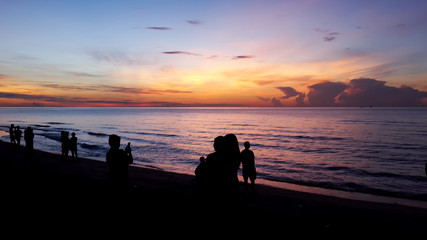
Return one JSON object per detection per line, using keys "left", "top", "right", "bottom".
{"left": 1, "top": 0, "right": 427, "bottom": 107}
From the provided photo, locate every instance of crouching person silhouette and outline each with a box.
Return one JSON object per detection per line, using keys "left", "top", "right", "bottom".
{"left": 106, "top": 134, "right": 133, "bottom": 189}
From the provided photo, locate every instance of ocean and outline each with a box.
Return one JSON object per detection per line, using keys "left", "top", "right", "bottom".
{"left": 1, "top": 107, "right": 426, "bottom": 201}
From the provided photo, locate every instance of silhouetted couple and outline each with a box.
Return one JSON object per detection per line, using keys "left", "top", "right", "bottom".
{"left": 106, "top": 134, "right": 133, "bottom": 189}
{"left": 196, "top": 134, "right": 256, "bottom": 196}
{"left": 9, "top": 124, "right": 22, "bottom": 147}
{"left": 61, "top": 131, "right": 78, "bottom": 159}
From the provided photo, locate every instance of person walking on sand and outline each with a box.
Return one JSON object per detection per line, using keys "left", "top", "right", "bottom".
{"left": 9, "top": 124, "right": 16, "bottom": 144}
{"left": 241, "top": 141, "right": 256, "bottom": 191}
{"left": 69, "top": 132, "right": 78, "bottom": 159}
{"left": 14, "top": 126, "right": 22, "bottom": 147}
{"left": 106, "top": 134, "right": 133, "bottom": 188}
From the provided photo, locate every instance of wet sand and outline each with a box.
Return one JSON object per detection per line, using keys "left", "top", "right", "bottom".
{"left": 1, "top": 140, "right": 426, "bottom": 234}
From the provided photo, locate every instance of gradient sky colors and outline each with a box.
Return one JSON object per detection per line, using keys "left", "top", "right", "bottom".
{"left": 1, "top": 0, "right": 427, "bottom": 107}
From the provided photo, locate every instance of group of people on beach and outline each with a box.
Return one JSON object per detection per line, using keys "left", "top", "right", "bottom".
{"left": 8, "top": 124, "right": 78, "bottom": 159}
{"left": 104, "top": 133, "right": 257, "bottom": 193}
{"left": 195, "top": 134, "right": 257, "bottom": 193}
{"left": 9, "top": 124, "right": 34, "bottom": 152}
{"left": 8, "top": 124, "right": 256, "bottom": 192}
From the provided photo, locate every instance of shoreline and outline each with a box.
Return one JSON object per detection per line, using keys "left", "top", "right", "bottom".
{"left": 2, "top": 138, "right": 426, "bottom": 208}
{"left": 256, "top": 178, "right": 427, "bottom": 209}
{"left": 3, "top": 126, "right": 426, "bottom": 205}
{"left": 1, "top": 140, "right": 427, "bottom": 232}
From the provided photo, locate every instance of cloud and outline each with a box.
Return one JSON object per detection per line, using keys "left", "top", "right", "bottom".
{"left": 257, "top": 97, "right": 270, "bottom": 102}
{"left": 307, "top": 81, "right": 348, "bottom": 107}
{"left": 324, "top": 32, "right": 339, "bottom": 42}
{"left": 0, "top": 74, "right": 10, "bottom": 79}
{"left": 0, "top": 91, "right": 147, "bottom": 106}
{"left": 186, "top": 20, "right": 201, "bottom": 25}
{"left": 277, "top": 87, "right": 301, "bottom": 99}
{"left": 336, "top": 78, "right": 427, "bottom": 107}
{"left": 65, "top": 71, "right": 104, "bottom": 78}
{"left": 268, "top": 78, "right": 427, "bottom": 107}
{"left": 89, "top": 51, "right": 146, "bottom": 65}
{"left": 232, "top": 55, "right": 254, "bottom": 60}
{"left": 0, "top": 92, "right": 64, "bottom": 102}
{"left": 394, "top": 23, "right": 408, "bottom": 30}
{"left": 162, "top": 51, "right": 201, "bottom": 56}
{"left": 146, "top": 27, "right": 171, "bottom": 30}
{"left": 305, "top": 78, "right": 427, "bottom": 107}
{"left": 40, "top": 83, "right": 99, "bottom": 92}
{"left": 314, "top": 28, "right": 339, "bottom": 42}
{"left": 276, "top": 87, "right": 306, "bottom": 106}
{"left": 40, "top": 82, "right": 192, "bottom": 95}
{"left": 101, "top": 85, "right": 192, "bottom": 95}
{"left": 271, "top": 97, "right": 283, "bottom": 107}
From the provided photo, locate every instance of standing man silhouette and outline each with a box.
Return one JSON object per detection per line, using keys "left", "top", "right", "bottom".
{"left": 69, "top": 132, "right": 78, "bottom": 159}
{"left": 241, "top": 141, "right": 256, "bottom": 191}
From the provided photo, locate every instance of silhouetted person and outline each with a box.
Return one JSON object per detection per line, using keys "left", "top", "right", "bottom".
{"left": 69, "top": 132, "right": 78, "bottom": 159}
{"left": 24, "top": 126, "right": 34, "bottom": 152}
{"left": 241, "top": 141, "right": 256, "bottom": 190}
{"left": 9, "top": 124, "right": 16, "bottom": 144}
{"left": 224, "top": 134, "right": 241, "bottom": 188}
{"left": 61, "top": 131, "right": 69, "bottom": 158}
{"left": 204, "top": 136, "right": 225, "bottom": 189}
{"left": 195, "top": 157, "right": 207, "bottom": 186}
{"left": 203, "top": 134, "right": 241, "bottom": 198}
{"left": 106, "top": 134, "right": 133, "bottom": 188}
{"left": 125, "top": 142, "right": 132, "bottom": 157}
{"left": 14, "top": 126, "right": 22, "bottom": 147}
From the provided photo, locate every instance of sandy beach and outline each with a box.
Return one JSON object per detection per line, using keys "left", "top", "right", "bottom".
{"left": 1, "top": 140, "right": 426, "bottom": 234}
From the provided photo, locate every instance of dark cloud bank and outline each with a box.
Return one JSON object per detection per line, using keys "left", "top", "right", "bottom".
{"left": 272, "top": 78, "right": 427, "bottom": 107}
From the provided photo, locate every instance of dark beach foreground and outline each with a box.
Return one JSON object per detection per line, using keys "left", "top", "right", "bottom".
{"left": 1, "top": 140, "right": 426, "bottom": 235}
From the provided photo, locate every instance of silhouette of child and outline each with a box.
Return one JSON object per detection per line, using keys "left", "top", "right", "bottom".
{"left": 106, "top": 135, "right": 133, "bottom": 188}
{"left": 241, "top": 141, "right": 256, "bottom": 190}
{"left": 69, "top": 132, "right": 78, "bottom": 159}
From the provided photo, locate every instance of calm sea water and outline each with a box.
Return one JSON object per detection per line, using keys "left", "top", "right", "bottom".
{"left": 1, "top": 107, "right": 426, "bottom": 200}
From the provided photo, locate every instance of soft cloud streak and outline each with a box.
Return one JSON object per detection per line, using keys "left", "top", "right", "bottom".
{"left": 146, "top": 27, "right": 171, "bottom": 30}
{"left": 162, "top": 51, "right": 201, "bottom": 56}
{"left": 232, "top": 55, "right": 254, "bottom": 60}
